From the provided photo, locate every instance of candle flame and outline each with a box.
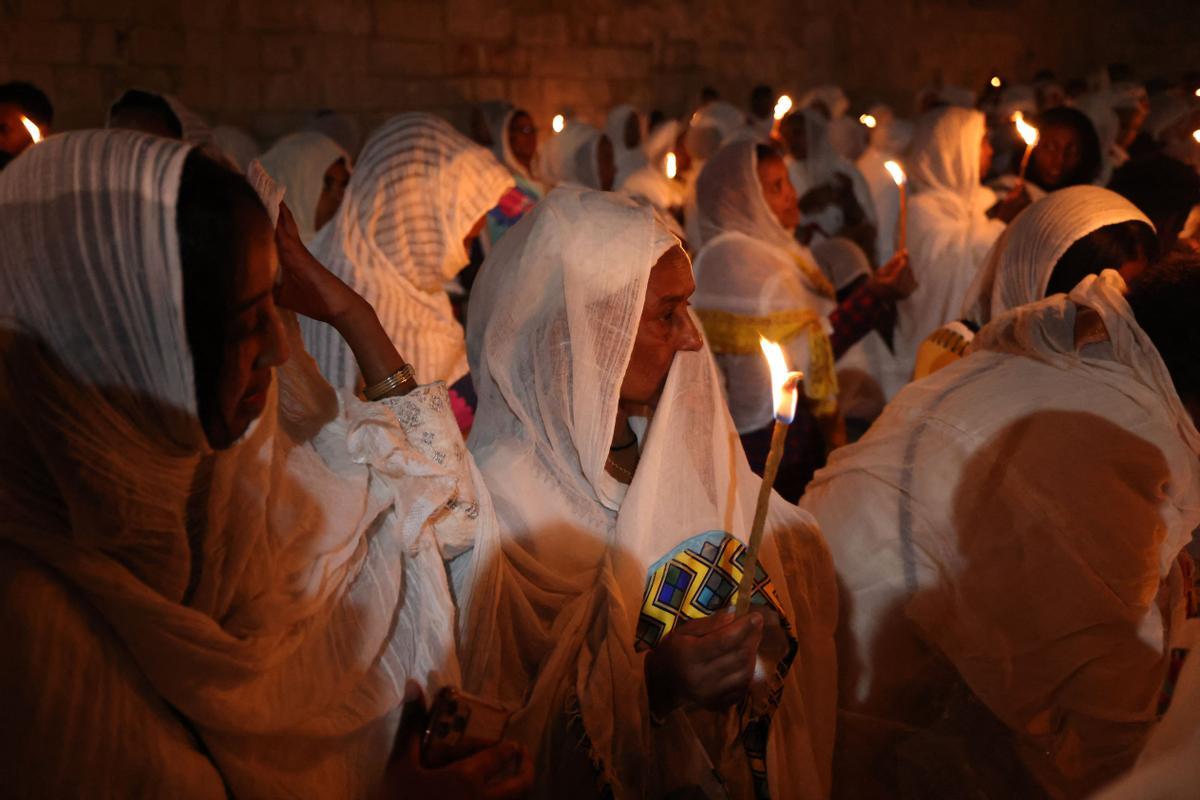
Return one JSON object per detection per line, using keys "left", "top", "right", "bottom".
{"left": 20, "top": 115, "right": 42, "bottom": 143}
{"left": 1193, "top": 129, "right": 1200, "bottom": 144}
{"left": 1195, "top": 88, "right": 1200, "bottom": 98}
{"left": 773, "top": 94, "right": 793, "bottom": 121}
{"left": 552, "top": 114, "right": 565, "bottom": 133}
{"left": 883, "top": 159, "right": 906, "bottom": 186}
{"left": 1013, "top": 111, "right": 1039, "bottom": 147}
{"left": 760, "top": 336, "right": 803, "bottom": 423}
{"left": 990, "top": 76, "right": 1002, "bottom": 88}
{"left": 665, "top": 151, "right": 677, "bottom": 179}
{"left": 859, "top": 113, "right": 877, "bottom": 128}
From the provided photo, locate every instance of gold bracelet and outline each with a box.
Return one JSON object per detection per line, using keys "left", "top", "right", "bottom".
{"left": 363, "top": 363, "right": 418, "bottom": 400}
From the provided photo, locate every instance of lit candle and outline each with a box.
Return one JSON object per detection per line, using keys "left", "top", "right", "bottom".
{"left": 990, "top": 76, "right": 1002, "bottom": 89}
{"left": 884, "top": 160, "right": 907, "bottom": 252}
{"left": 859, "top": 114, "right": 877, "bottom": 129}
{"left": 664, "top": 151, "right": 677, "bottom": 180}
{"left": 734, "top": 337, "right": 803, "bottom": 617}
{"left": 552, "top": 114, "right": 565, "bottom": 134}
{"left": 1192, "top": 129, "right": 1200, "bottom": 144}
{"left": 1194, "top": 88, "right": 1200, "bottom": 98}
{"left": 20, "top": 115, "right": 42, "bottom": 144}
{"left": 773, "top": 94, "right": 793, "bottom": 122}
{"left": 1013, "top": 111, "right": 1040, "bottom": 183}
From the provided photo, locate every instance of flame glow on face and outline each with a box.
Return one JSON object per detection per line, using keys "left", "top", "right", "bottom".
{"left": 665, "top": 151, "right": 677, "bottom": 179}
{"left": 883, "top": 159, "right": 907, "bottom": 187}
{"left": 760, "top": 336, "right": 802, "bottom": 422}
{"left": 773, "top": 95, "right": 793, "bottom": 121}
{"left": 1013, "top": 111, "right": 1040, "bottom": 147}
{"left": 859, "top": 114, "right": 877, "bottom": 128}
{"left": 552, "top": 114, "right": 565, "bottom": 133}
{"left": 20, "top": 115, "right": 42, "bottom": 143}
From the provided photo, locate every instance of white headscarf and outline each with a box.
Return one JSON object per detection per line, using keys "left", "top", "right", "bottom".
{"left": 858, "top": 104, "right": 913, "bottom": 262}
{"left": 605, "top": 104, "right": 650, "bottom": 188}
{"left": 458, "top": 185, "right": 837, "bottom": 799}
{"left": 962, "top": 185, "right": 1152, "bottom": 325}
{"left": 258, "top": 131, "right": 351, "bottom": 244}
{"left": 302, "top": 113, "right": 514, "bottom": 389}
{"left": 785, "top": 109, "right": 877, "bottom": 228}
{"left": 211, "top": 125, "right": 260, "bottom": 173}
{"left": 803, "top": 270, "right": 1200, "bottom": 796}
{"left": 483, "top": 103, "right": 543, "bottom": 191}
{"left": 1078, "top": 91, "right": 1127, "bottom": 185}
{"left": 537, "top": 120, "right": 606, "bottom": 189}
{"left": 692, "top": 140, "right": 839, "bottom": 431}
{"left": 0, "top": 130, "right": 476, "bottom": 797}
{"left": 683, "top": 101, "right": 753, "bottom": 245}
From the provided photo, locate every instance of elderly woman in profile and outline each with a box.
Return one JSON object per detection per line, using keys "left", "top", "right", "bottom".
{"left": 455, "top": 186, "right": 839, "bottom": 798}
{"left": 0, "top": 131, "right": 530, "bottom": 799}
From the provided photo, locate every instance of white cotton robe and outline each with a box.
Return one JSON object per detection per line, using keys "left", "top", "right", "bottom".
{"left": 456, "top": 186, "right": 838, "bottom": 799}
{"left": 801, "top": 270, "right": 1200, "bottom": 798}
{"left": 0, "top": 130, "right": 486, "bottom": 799}
{"left": 302, "top": 113, "right": 514, "bottom": 389}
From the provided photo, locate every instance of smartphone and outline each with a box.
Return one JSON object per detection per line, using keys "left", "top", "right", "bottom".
{"left": 420, "top": 687, "right": 513, "bottom": 769}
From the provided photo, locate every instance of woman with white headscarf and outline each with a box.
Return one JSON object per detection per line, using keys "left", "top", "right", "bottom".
{"left": 456, "top": 185, "right": 838, "bottom": 799}
{"left": 258, "top": 130, "right": 351, "bottom": 245}
{"left": 0, "top": 130, "right": 530, "bottom": 798}
{"left": 692, "top": 140, "right": 913, "bottom": 500}
{"left": 856, "top": 104, "right": 914, "bottom": 264}
{"left": 536, "top": 120, "right": 616, "bottom": 191}
{"left": 912, "top": 185, "right": 1157, "bottom": 380}
{"left": 301, "top": 112, "right": 514, "bottom": 392}
{"left": 778, "top": 108, "right": 877, "bottom": 260}
{"left": 480, "top": 103, "right": 545, "bottom": 249}
{"left": 605, "top": 104, "right": 650, "bottom": 188}
{"left": 882, "top": 106, "right": 1012, "bottom": 399}
{"left": 682, "top": 100, "right": 750, "bottom": 247}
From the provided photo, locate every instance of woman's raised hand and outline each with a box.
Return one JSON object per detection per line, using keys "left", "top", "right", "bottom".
{"left": 273, "top": 202, "right": 362, "bottom": 326}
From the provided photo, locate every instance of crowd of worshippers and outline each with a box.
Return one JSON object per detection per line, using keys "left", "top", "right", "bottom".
{"left": 1, "top": 58, "right": 1200, "bottom": 800}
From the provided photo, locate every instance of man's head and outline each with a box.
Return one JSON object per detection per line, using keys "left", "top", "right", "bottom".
{"left": 109, "top": 90, "right": 183, "bottom": 140}
{"left": 0, "top": 81, "right": 53, "bottom": 166}
{"left": 619, "top": 245, "right": 703, "bottom": 408}
{"left": 750, "top": 85, "right": 775, "bottom": 121}
{"left": 1126, "top": 256, "right": 1200, "bottom": 419}
{"left": 1109, "top": 155, "right": 1200, "bottom": 255}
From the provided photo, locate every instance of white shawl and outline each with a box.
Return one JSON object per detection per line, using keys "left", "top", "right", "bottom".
{"left": 885, "top": 106, "right": 1005, "bottom": 398}
{"left": 802, "top": 270, "right": 1200, "bottom": 796}
{"left": 537, "top": 120, "right": 606, "bottom": 190}
{"left": 458, "top": 186, "right": 837, "bottom": 799}
{"left": 606, "top": 105, "right": 650, "bottom": 189}
{"left": 0, "top": 130, "right": 482, "bottom": 798}
{"left": 962, "top": 185, "right": 1151, "bottom": 326}
{"left": 302, "top": 112, "right": 514, "bottom": 388}
{"left": 258, "top": 130, "right": 351, "bottom": 244}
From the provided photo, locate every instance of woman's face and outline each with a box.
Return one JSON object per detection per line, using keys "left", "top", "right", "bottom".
{"left": 203, "top": 208, "right": 290, "bottom": 449}
{"left": 508, "top": 112, "right": 537, "bottom": 169}
{"left": 619, "top": 246, "right": 703, "bottom": 408}
{"left": 979, "top": 131, "right": 994, "bottom": 179}
{"left": 314, "top": 157, "right": 350, "bottom": 233}
{"left": 1031, "top": 124, "right": 1081, "bottom": 188}
{"left": 756, "top": 153, "right": 800, "bottom": 231}
{"left": 597, "top": 135, "right": 616, "bottom": 191}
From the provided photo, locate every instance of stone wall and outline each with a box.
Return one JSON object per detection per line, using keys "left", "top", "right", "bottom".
{"left": 1, "top": 0, "right": 1196, "bottom": 144}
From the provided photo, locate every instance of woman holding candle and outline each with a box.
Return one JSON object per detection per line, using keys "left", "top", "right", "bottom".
{"left": 691, "top": 139, "right": 914, "bottom": 500}
{"left": 881, "top": 106, "right": 1011, "bottom": 399}
{"left": 456, "top": 186, "right": 838, "bottom": 799}
{"left": 0, "top": 131, "right": 532, "bottom": 798}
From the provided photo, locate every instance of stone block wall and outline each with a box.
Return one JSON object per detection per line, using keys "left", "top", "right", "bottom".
{"left": 0, "top": 0, "right": 1196, "bottom": 146}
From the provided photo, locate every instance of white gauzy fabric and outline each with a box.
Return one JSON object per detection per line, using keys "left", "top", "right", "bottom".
{"left": 537, "top": 121, "right": 605, "bottom": 189}
{"left": 211, "top": 125, "right": 260, "bottom": 173}
{"left": 0, "top": 130, "right": 484, "bottom": 798}
{"left": 802, "top": 270, "right": 1200, "bottom": 797}
{"left": 884, "top": 106, "right": 1005, "bottom": 397}
{"left": 456, "top": 185, "right": 837, "bottom": 799}
{"left": 857, "top": 104, "right": 913, "bottom": 264}
{"left": 962, "top": 185, "right": 1152, "bottom": 326}
{"left": 620, "top": 120, "right": 685, "bottom": 213}
{"left": 302, "top": 113, "right": 514, "bottom": 389}
{"left": 258, "top": 131, "right": 351, "bottom": 244}
{"left": 692, "top": 139, "right": 836, "bottom": 433}
{"left": 683, "top": 101, "right": 753, "bottom": 246}
{"left": 785, "top": 109, "right": 877, "bottom": 228}
{"left": 605, "top": 104, "right": 650, "bottom": 189}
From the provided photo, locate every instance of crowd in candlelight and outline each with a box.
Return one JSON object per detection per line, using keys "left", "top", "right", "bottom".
{"left": 2, "top": 57, "right": 1200, "bottom": 800}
